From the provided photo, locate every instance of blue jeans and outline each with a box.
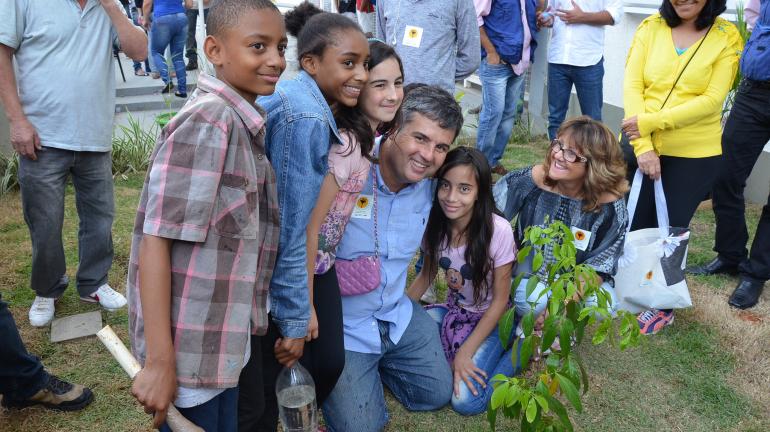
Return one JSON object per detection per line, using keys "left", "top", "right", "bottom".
{"left": 547, "top": 59, "right": 604, "bottom": 140}
{"left": 425, "top": 306, "right": 521, "bottom": 416}
{"left": 513, "top": 277, "right": 618, "bottom": 318}
{"left": 122, "top": 3, "right": 151, "bottom": 72}
{"left": 151, "top": 13, "right": 188, "bottom": 93}
{"left": 18, "top": 148, "right": 114, "bottom": 298}
{"left": 160, "top": 387, "right": 238, "bottom": 432}
{"left": 322, "top": 301, "right": 453, "bottom": 432}
{"left": 476, "top": 57, "right": 527, "bottom": 168}
{"left": 0, "top": 292, "right": 50, "bottom": 402}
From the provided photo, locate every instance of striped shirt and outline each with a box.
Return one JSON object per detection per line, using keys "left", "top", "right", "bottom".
{"left": 127, "top": 73, "right": 280, "bottom": 389}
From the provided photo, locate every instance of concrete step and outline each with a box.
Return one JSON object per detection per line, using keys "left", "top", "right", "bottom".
{"left": 115, "top": 93, "right": 188, "bottom": 114}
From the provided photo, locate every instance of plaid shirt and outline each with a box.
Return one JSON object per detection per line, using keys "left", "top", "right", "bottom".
{"left": 127, "top": 74, "right": 280, "bottom": 389}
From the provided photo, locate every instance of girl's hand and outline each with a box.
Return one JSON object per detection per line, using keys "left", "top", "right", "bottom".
{"left": 274, "top": 337, "right": 305, "bottom": 367}
{"left": 636, "top": 150, "right": 661, "bottom": 180}
{"left": 305, "top": 306, "right": 319, "bottom": 342}
{"left": 621, "top": 115, "right": 641, "bottom": 140}
{"left": 452, "top": 350, "right": 487, "bottom": 397}
{"left": 131, "top": 359, "right": 177, "bottom": 428}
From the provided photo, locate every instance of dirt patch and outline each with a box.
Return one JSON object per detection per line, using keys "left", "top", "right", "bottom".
{"left": 686, "top": 279, "right": 770, "bottom": 416}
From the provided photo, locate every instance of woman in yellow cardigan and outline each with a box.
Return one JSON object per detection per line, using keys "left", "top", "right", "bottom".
{"left": 621, "top": 0, "right": 742, "bottom": 335}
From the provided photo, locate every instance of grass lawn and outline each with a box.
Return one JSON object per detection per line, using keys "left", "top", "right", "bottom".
{"left": 0, "top": 127, "right": 768, "bottom": 432}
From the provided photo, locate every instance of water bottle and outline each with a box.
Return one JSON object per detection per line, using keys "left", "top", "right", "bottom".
{"left": 276, "top": 363, "right": 317, "bottom": 432}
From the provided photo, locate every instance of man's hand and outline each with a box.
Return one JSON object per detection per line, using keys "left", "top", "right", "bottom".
{"left": 305, "top": 306, "right": 319, "bottom": 342}
{"left": 10, "top": 117, "right": 41, "bottom": 160}
{"left": 537, "top": 10, "right": 555, "bottom": 28}
{"left": 452, "top": 349, "right": 487, "bottom": 398}
{"left": 637, "top": 150, "right": 661, "bottom": 180}
{"left": 131, "top": 359, "right": 177, "bottom": 429}
{"left": 275, "top": 337, "right": 305, "bottom": 367}
{"left": 621, "top": 115, "right": 641, "bottom": 140}
{"left": 555, "top": 1, "right": 587, "bottom": 25}
{"left": 486, "top": 51, "right": 502, "bottom": 65}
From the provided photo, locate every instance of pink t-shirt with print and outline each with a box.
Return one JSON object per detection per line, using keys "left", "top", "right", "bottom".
{"left": 315, "top": 133, "right": 372, "bottom": 274}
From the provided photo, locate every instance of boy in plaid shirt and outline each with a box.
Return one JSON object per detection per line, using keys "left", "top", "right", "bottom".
{"left": 126, "top": 1, "right": 288, "bottom": 430}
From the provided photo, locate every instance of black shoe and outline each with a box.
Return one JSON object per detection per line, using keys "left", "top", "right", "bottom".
{"left": 686, "top": 256, "right": 739, "bottom": 276}
{"left": 2, "top": 375, "right": 94, "bottom": 411}
{"left": 728, "top": 279, "right": 764, "bottom": 309}
{"left": 174, "top": 91, "right": 187, "bottom": 99}
{"left": 161, "top": 82, "right": 174, "bottom": 94}
{"left": 185, "top": 60, "right": 198, "bottom": 71}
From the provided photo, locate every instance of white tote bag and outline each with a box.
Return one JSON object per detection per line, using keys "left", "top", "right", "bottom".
{"left": 614, "top": 170, "right": 692, "bottom": 313}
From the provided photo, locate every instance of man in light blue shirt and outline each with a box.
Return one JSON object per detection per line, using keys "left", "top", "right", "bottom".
{"left": 0, "top": 0, "right": 147, "bottom": 326}
{"left": 323, "top": 86, "right": 463, "bottom": 432}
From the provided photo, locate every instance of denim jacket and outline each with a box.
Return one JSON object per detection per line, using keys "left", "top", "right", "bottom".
{"left": 259, "top": 71, "right": 343, "bottom": 338}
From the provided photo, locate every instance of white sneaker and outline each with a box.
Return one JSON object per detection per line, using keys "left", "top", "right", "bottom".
{"left": 29, "top": 296, "right": 56, "bottom": 327}
{"left": 420, "top": 284, "right": 438, "bottom": 304}
{"left": 80, "top": 284, "right": 127, "bottom": 311}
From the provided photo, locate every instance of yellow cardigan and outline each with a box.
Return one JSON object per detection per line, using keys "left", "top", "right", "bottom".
{"left": 623, "top": 14, "right": 743, "bottom": 158}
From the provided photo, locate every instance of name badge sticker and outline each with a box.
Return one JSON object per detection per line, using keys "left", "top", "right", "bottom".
{"left": 351, "top": 195, "right": 374, "bottom": 219}
{"left": 402, "top": 25, "right": 424, "bottom": 48}
{"left": 570, "top": 226, "right": 592, "bottom": 251}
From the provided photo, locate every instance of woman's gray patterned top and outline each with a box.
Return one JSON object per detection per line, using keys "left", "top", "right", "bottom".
{"left": 493, "top": 167, "right": 628, "bottom": 284}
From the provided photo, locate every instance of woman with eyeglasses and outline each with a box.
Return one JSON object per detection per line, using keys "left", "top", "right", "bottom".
{"left": 493, "top": 117, "right": 629, "bottom": 323}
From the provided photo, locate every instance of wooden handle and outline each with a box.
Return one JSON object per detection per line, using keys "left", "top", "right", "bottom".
{"left": 96, "top": 326, "right": 204, "bottom": 432}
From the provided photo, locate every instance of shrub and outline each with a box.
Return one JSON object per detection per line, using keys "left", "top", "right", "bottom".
{"left": 112, "top": 112, "right": 158, "bottom": 177}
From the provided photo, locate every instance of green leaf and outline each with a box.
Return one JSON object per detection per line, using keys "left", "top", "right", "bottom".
{"left": 532, "top": 252, "right": 544, "bottom": 272}
{"left": 490, "top": 373, "right": 509, "bottom": 385}
{"left": 504, "top": 383, "right": 521, "bottom": 407}
{"left": 498, "top": 308, "right": 515, "bottom": 348}
{"left": 543, "top": 392, "right": 574, "bottom": 432}
{"left": 575, "top": 354, "right": 590, "bottom": 395}
{"left": 534, "top": 394, "right": 550, "bottom": 413}
{"left": 526, "top": 397, "right": 538, "bottom": 423}
{"left": 490, "top": 382, "right": 510, "bottom": 410}
{"left": 541, "top": 316, "right": 558, "bottom": 354}
{"left": 519, "top": 337, "right": 533, "bottom": 369}
{"left": 560, "top": 319, "right": 574, "bottom": 356}
{"left": 556, "top": 372, "right": 583, "bottom": 412}
{"left": 522, "top": 311, "right": 535, "bottom": 336}
{"left": 526, "top": 276, "right": 540, "bottom": 298}
{"left": 517, "top": 246, "right": 532, "bottom": 264}
{"left": 487, "top": 405, "right": 498, "bottom": 431}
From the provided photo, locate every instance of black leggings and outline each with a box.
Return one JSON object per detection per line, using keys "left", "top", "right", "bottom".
{"left": 238, "top": 268, "right": 346, "bottom": 432}
{"left": 625, "top": 151, "right": 722, "bottom": 230}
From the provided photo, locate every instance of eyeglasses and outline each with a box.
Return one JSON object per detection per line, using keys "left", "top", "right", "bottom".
{"left": 550, "top": 139, "right": 588, "bottom": 163}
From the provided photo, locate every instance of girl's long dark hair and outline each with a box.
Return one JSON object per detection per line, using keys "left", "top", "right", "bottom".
{"left": 423, "top": 147, "right": 501, "bottom": 305}
{"left": 335, "top": 40, "right": 403, "bottom": 162}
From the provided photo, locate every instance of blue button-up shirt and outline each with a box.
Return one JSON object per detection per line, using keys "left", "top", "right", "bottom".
{"left": 259, "top": 71, "right": 343, "bottom": 339}
{"left": 741, "top": 0, "right": 770, "bottom": 81}
{"left": 336, "top": 164, "right": 434, "bottom": 353}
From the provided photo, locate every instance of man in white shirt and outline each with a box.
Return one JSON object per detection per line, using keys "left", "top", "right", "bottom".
{"left": 539, "top": 0, "right": 622, "bottom": 139}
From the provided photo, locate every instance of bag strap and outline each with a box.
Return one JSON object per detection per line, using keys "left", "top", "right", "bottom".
{"left": 626, "top": 169, "right": 670, "bottom": 238}
{"left": 371, "top": 164, "right": 379, "bottom": 258}
{"left": 660, "top": 24, "right": 713, "bottom": 110}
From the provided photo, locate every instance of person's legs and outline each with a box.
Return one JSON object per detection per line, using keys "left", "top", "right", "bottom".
{"left": 450, "top": 326, "right": 519, "bottom": 416}
{"left": 236, "top": 335, "right": 265, "bottom": 432}
{"left": 18, "top": 148, "right": 71, "bottom": 299}
{"left": 660, "top": 155, "right": 722, "bottom": 229}
{"left": 322, "top": 350, "right": 387, "bottom": 432}
{"left": 476, "top": 58, "right": 514, "bottom": 167}
{"left": 572, "top": 58, "right": 604, "bottom": 122}
{"left": 379, "top": 301, "right": 453, "bottom": 412}
{"left": 299, "top": 268, "right": 345, "bottom": 406}
{"left": 488, "top": 71, "right": 527, "bottom": 167}
{"left": 151, "top": 15, "right": 174, "bottom": 87}
{"left": 238, "top": 318, "right": 279, "bottom": 432}
{"left": 169, "top": 13, "right": 189, "bottom": 95}
{"left": 185, "top": 9, "right": 198, "bottom": 64}
{"left": 161, "top": 387, "right": 239, "bottom": 432}
{"left": 713, "top": 84, "right": 770, "bottom": 267}
{"left": 0, "top": 293, "right": 49, "bottom": 401}
{"left": 70, "top": 151, "right": 114, "bottom": 297}
{"left": 547, "top": 62, "right": 574, "bottom": 140}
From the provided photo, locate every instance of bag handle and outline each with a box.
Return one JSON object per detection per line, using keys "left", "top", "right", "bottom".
{"left": 371, "top": 164, "right": 379, "bottom": 258}
{"left": 626, "top": 169, "right": 670, "bottom": 238}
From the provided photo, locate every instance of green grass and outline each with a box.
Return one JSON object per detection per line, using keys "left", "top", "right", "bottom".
{"left": 1, "top": 137, "right": 768, "bottom": 432}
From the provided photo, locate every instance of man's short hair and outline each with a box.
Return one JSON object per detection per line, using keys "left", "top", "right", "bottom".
{"left": 207, "top": 0, "right": 279, "bottom": 38}
{"left": 395, "top": 85, "right": 464, "bottom": 140}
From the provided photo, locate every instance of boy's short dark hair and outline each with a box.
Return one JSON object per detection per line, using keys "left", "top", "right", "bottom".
{"left": 207, "top": 0, "right": 279, "bottom": 37}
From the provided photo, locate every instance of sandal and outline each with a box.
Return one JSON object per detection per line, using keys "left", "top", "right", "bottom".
{"left": 134, "top": 68, "right": 148, "bottom": 77}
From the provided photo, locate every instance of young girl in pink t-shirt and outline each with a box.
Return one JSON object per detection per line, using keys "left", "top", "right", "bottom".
{"left": 407, "top": 146, "right": 517, "bottom": 416}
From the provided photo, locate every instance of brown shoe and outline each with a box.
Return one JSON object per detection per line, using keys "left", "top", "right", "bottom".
{"left": 2, "top": 375, "right": 94, "bottom": 411}
{"left": 491, "top": 165, "right": 509, "bottom": 176}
